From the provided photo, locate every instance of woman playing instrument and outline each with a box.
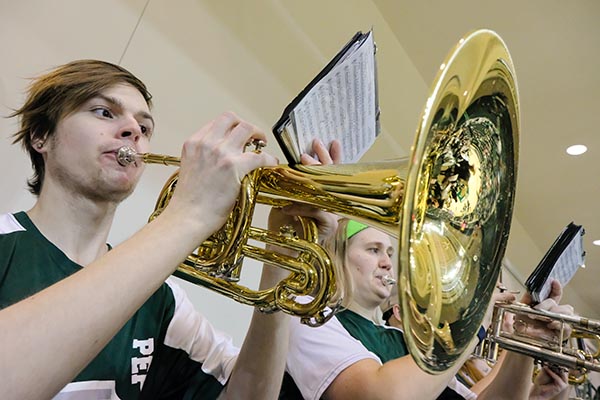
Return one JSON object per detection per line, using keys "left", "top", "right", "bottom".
{"left": 282, "top": 219, "right": 575, "bottom": 400}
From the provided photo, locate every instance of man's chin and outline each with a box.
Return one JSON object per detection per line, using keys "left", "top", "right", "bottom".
{"left": 109, "top": 172, "right": 141, "bottom": 197}
{"left": 92, "top": 179, "right": 138, "bottom": 203}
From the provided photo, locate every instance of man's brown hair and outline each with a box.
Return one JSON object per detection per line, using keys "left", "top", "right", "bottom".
{"left": 10, "top": 59, "right": 153, "bottom": 195}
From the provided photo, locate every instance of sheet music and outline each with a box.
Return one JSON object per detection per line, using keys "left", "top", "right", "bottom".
{"left": 536, "top": 230, "right": 585, "bottom": 301}
{"left": 290, "top": 33, "right": 377, "bottom": 163}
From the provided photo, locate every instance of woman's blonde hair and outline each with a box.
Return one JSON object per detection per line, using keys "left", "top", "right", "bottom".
{"left": 322, "top": 218, "right": 358, "bottom": 309}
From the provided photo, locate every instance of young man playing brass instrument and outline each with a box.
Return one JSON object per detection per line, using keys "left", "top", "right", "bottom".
{"left": 0, "top": 59, "right": 340, "bottom": 400}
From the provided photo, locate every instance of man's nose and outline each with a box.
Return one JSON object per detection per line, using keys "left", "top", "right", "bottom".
{"left": 117, "top": 117, "right": 142, "bottom": 141}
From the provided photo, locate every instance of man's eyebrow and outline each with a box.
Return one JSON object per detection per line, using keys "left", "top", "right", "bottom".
{"left": 96, "top": 94, "right": 155, "bottom": 128}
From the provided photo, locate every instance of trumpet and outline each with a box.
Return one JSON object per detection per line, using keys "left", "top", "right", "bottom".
{"left": 478, "top": 302, "right": 600, "bottom": 374}
{"left": 118, "top": 145, "right": 338, "bottom": 327}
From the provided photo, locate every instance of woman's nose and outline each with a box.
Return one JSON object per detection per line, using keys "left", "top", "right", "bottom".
{"left": 380, "top": 254, "right": 392, "bottom": 270}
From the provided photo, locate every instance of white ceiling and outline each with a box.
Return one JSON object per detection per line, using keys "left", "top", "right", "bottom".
{"left": 0, "top": 0, "right": 597, "bottom": 340}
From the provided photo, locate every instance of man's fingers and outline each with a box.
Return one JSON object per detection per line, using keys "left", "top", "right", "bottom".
{"left": 210, "top": 111, "right": 242, "bottom": 140}
{"left": 300, "top": 153, "right": 320, "bottom": 166}
{"left": 229, "top": 120, "right": 268, "bottom": 151}
{"left": 329, "top": 140, "right": 343, "bottom": 164}
{"left": 300, "top": 139, "right": 343, "bottom": 166}
{"left": 520, "top": 291, "right": 534, "bottom": 306}
{"left": 493, "top": 291, "right": 516, "bottom": 303}
{"left": 547, "top": 279, "right": 563, "bottom": 303}
{"left": 543, "top": 365, "right": 568, "bottom": 385}
{"left": 238, "top": 151, "right": 278, "bottom": 175}
{"left": 534, "top": 298, "right": 558, "bottom": 313}
{"left": 311, "top": 139, "right": 333, "bottom": 165}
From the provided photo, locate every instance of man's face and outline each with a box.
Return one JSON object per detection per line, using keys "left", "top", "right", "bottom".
{"left": 346, "top": 228, "right": 395, "bottom": 309}
{"left": 42, "top": 83, "right": 154, "bottom": 203}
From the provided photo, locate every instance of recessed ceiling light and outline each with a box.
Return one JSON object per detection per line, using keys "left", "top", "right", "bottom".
{"left": 566, "top": 144, "right": 587, "bottom": 155}
{"left": 593, "top": 239, "right": 600, "bottom": 246}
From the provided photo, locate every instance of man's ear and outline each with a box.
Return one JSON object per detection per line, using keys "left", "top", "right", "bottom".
{"left": 31, "top": 131, "right": 49, "bottom": 153}
{"left": 392, "top": 303, "right": 402, "bottom": 322}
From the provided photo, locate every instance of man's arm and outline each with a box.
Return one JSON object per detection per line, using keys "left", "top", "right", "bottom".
{"left": 220, "top": 263, "right": 290, "bottom": 399}
{"left": 220, "top": 138, "right": 343, "bottom": 399}
{"left": 0, "top": 112, "right": 278, "bottom": 400}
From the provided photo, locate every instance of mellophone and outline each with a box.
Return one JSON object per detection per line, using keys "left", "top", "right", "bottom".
{"left": 114, "top": 29, "right": 599, "bottom": 379}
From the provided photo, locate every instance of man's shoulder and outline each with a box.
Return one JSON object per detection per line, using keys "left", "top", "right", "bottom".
{"left": 0, "top": 212, "right": 26, "bottom": 235}
{"left": 0, "top": 212, "right": 35, "bottom": 255}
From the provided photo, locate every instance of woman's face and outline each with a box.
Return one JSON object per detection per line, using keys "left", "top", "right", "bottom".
{"left": 346, "top": 227, "right": 395, "bottom": 310}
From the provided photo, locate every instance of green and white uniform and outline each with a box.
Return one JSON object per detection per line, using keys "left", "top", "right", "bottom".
{"left": 283, "top": 309, "right": 476, "bottom": 400}
{"left": 0, "top": 212, "right": 238, "bottom": 399}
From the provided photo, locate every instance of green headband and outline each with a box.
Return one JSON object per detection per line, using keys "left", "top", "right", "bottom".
{"left": 346, "top": 220, "right": 369, "bottom": 240}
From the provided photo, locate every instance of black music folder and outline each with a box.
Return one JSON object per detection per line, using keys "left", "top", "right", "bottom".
{"left": 525, "top": 222, "right": 586, "bottom": 302}
{"left": 273, "top": 30, "right": 380, "bottom": 165}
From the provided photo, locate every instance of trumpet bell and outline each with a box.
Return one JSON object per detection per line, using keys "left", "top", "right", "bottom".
{"left": 397, "top": 29, "right": 519, "bottom": 373}
{"left": 235, "top": 29, "right": 519, "bottom": 373}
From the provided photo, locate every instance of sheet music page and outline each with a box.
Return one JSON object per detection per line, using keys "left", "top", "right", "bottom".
{"left": 536, "top": 230, "right": 585, "bottom": 301}
{"left": 290, "top": 33, "right": 377, "bottom": 163}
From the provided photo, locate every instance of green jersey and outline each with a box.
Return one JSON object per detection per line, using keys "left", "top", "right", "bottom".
{"left": 0, "top": 212, "right": 239, "bottom": 399}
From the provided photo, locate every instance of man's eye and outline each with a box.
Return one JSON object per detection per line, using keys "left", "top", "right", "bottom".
{"left": 92, "top": 107, "right": 113, "bottom": 118}
{"left": 140, "top": 125, "right": 153, "bottom": 137}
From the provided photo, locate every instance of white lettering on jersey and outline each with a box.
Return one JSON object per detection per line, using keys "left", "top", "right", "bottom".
{"left": 131, "top": 338, "right": 154, "bottom": 389}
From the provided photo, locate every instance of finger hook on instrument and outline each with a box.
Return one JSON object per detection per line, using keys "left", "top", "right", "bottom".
{"left": 245, "top": 138, "right": 266, "bottom": 153}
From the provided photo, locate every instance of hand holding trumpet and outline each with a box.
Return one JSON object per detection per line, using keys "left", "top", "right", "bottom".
{"left": 513, "top": 279, "right": 575, "bottom": 343}
{"left": 165, "top": 111, "right": 279, "bottom": 238}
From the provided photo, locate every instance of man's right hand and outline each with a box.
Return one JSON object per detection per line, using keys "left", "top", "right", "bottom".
{"left": 167, "top": 112, "right": 278, "bottom": 237}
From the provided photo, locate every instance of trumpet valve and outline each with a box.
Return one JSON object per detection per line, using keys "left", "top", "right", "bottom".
{"left": 245, "top": 139, "right": 266, "bottom": 153}
{"left": 279, "top": 224, "right": 298, "bottom": 239}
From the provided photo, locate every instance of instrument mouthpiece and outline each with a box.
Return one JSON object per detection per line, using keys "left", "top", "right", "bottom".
{"left": 383, "top": 275, "right": 397, "bottom": 286}
{"left": 117, "top": 146, "right": 138, "bottom": 166}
